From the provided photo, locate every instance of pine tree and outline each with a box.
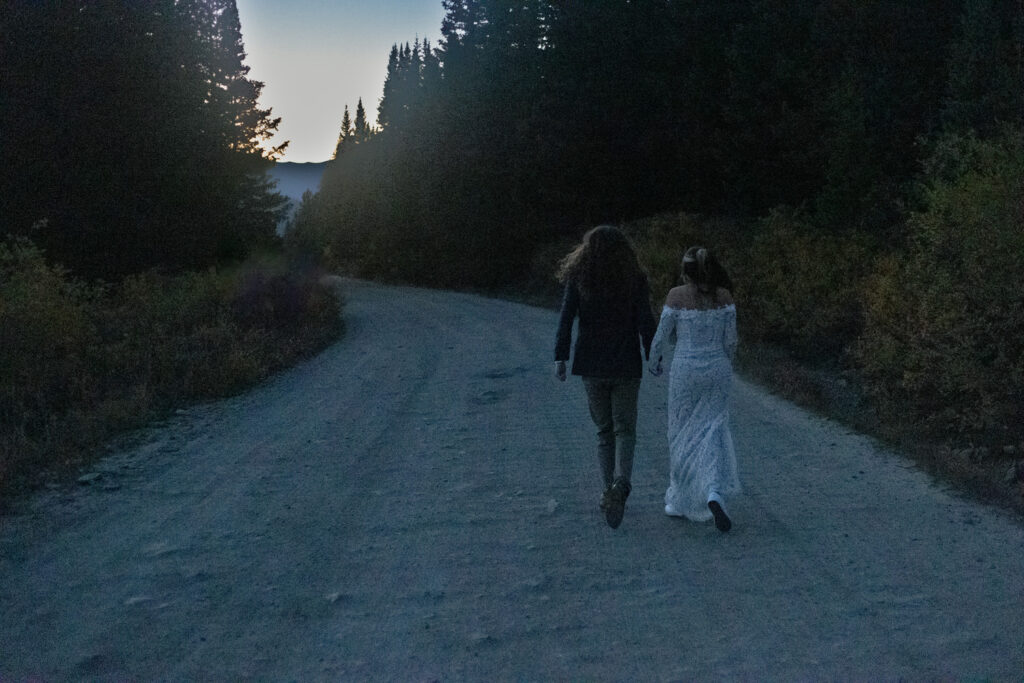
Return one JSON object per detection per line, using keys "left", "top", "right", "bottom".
{"left": 354, "top": 99, "right": 371, "bottom": 141}
{"left": 0, "top": 0, "right": 287, "bottom": 276}
{"left": 943, "top": 0, "right": 1024, "bottom": 137}
{"left": 421, "top": 38, "right": 441, "bottom": 88}
{"left": 184, "top": 0, "right": 288, "bottom": 262}
{"left": 377, "top": 44, "right": 402, "bottom": 129}
{"left": 333, "top": 105, "right": 353, "bottom": 158}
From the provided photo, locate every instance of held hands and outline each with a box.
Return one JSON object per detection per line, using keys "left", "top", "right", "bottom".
{"left": 555, "top": 360, "right": 567, "bottom": 382}
{"left": 649, "top": 358, "right": 663, "bottom": 377}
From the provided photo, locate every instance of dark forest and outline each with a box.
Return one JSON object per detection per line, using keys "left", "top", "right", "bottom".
{"left": 3, "top": 0, "right": 287, "bottom": 278}
{"left": 3, "top": 0, "right": 1024, "bottom": 460}
{"left": 291, "top": 0, "right": 1024, "bottom": 444}
{"left": 293, "top": 1, "right": 1020, "bottom": 284}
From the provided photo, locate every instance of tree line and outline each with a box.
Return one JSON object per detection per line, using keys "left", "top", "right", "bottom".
{"left": 293, "top": 0, "right": 1024, "bottom": 442}
{"left": 1, "top": 0, "right": 287, "bottom": 279}
{"left": 1, "top": 2, "right": 347, "bottom": 492}
{"left": 293, "top": 0, "right": 1021, "bottom": 289}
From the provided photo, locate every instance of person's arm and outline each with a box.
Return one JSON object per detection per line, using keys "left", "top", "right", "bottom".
{"left": 554, "top": 282, "right": 579, "bottom": 380}
{"left": 635, "top": 276, "right": 657, "bottom": 361}
{"left": 648, "top": 307, "right": 676, "bottom": 376}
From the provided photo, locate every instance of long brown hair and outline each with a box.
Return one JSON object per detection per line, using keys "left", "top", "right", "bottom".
{"left": 557, "top": 225, "right": 644, "bottom": 302}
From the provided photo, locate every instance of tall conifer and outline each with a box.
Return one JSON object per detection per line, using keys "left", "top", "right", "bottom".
{"left": 333, "top": 105, "right": 353, "bottom": 158}
{"left": 0, "top": 0, "right": 287, "bottom": 276}
{"left": 355, "top": 99, "right": 371, "bottom": 141}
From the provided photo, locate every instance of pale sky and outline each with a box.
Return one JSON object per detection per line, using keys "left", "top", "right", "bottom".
{"left": 236, "top": 0, "right": 448, "bottom": 163}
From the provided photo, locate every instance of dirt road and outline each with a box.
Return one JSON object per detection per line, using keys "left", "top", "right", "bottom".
{"left": 2, "top": 279, "right": 1022, "bottom": 680}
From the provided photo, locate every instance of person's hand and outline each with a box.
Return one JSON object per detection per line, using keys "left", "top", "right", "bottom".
{"left": 555, "top": 361, "right": 567, "bottom": 382}
{"left": 649, "top": 359, "right": 663, "bottom": 377}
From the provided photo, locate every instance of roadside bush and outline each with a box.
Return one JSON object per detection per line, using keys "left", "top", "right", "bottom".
{"left": 230, "top": 257, "right": 342, "bottom": 362}
{"left": 858, "top": 130, "right": 1024, "bottom": 437}
{"left": 0, "top": 245, "right": 343, "bottom": 494}
{"left": 0, "top": 239, "right": 92, "bottom": 416}
{"left": 740, "top": 208, "right": 875, "bottom": 357}
{"left": 0, "top": 239, "right": 95, "bottom": 482}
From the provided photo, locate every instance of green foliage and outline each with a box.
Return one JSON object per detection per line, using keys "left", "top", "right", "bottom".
{"left": 741, "top": 209, "right": 876, "bottom": 356}
{"left": 942, "top": 0, "right": 1024, "bottom": 138}
{"left": 295, "top": 0, "right": 977, "bottom": 291}
{"left": 0, "top": 241, "right": 342, "bottom": 492}
{"left": 299, "top": 0, "right": 1024, "bottom": 458}
{"left": 1, "top": 0, "right": 287, "bottom": 278}
{"left": 0, "top": 239, "right": 94, "bottom": 441}
{"left": 858, "top": 130, "right": 1024, "bottom": 435}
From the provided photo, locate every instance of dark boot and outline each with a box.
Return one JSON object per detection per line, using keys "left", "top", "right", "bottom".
{"left": 604, "top": 477, "right": 631, "bottom": 529}
{"left": 611, "top": 476, "right": 632, "bottom": 502}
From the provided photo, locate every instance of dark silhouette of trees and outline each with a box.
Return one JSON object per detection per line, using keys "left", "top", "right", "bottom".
{"left": 354, "top": 99, "right": 372, "bottom": 141}
{"left": 1, "top": 0, "right": 287, "bottom": 278}
{"left": 942, "top": 0, "right": 1024, "bottom": 138}
{"left": 291, "top": 0, "right": 1024, "bottom": 290}
{"left": 333, "top": 105, "right": 353, "bottom": 159}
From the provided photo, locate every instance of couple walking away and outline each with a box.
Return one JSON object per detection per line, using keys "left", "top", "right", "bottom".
{"left": 554, "top": 225, "right": 740, "bottom": 531}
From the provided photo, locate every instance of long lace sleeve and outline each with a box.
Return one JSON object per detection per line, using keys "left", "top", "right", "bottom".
{"left": 722, "top": 305, "right": 737, "bottom": 361}
{"left": 648, "top": 307, "right": 677, "bottom": 372}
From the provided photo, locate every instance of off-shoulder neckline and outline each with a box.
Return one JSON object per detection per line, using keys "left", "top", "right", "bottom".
{"left": 662, "top": 303, "right": 736, "bottom": 313}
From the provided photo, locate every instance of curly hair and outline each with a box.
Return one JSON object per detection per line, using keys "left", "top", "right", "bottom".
{"left": 557, "top": 225, "right": 644, "bottom": 303}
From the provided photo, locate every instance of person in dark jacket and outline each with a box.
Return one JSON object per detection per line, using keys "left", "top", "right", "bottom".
{"left": 555, "top": 225, "right": 657, "bottom": 526}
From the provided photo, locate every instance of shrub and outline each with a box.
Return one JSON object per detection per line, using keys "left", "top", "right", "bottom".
{"left": 0, "top": 245, "right": 343, "bottom": 494}
{"left": 0, "top": 243, "right": 94, "bottom": 409}
{"left": 858, "top": 129, "right": 1024, "bottom": 436}
{"left": 0, "top": 239, "right": 95, "bottom": 481}
{"left": 740, "top": 208, "right": 875, "bottom": 357}
{"left": 513, "top": 237, "right": 577, "bottom": 306}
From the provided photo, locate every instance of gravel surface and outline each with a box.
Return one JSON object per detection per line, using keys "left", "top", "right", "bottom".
{"left": 1, "top": 279, "right": 1022, "bottom": 680}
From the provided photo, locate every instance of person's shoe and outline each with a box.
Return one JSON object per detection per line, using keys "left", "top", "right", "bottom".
{"left": 599, "top": 486, "right": 614, "bottom": 511}
{"left": 604, "top": 477, "right": 631, "bottom": 529}
{"left": 611, "top": 476, "right": 632, "bottom": 502}
{"left": 707, "top": 499, "right": 732, "bottom": 532}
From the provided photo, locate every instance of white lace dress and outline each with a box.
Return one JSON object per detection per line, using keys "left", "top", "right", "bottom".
{"left": 649, "top": 304, "right": 741, "bottom": 520}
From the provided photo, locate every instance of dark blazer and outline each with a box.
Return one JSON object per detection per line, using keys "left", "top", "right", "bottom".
{"left": 554, "top": 275, "right": 656, "bottom": 378}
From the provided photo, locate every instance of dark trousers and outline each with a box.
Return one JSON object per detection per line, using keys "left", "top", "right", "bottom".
{"left": 582, "top": 377, "right": 641, "bottom": 489}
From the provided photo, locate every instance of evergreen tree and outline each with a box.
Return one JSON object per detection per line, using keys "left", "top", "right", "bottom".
{"left": 354, "top": 99, "right": 371, "bottom": 141}
{"left": 333, "top": 104, "right": 353, "bottom": 158}
{"left": 942, "top": 0, "right": 1024, "bottom": 137}
{"left": 0, "top": 0, "right": 287, "bottom": 277}
{"left": 197, "top": 0, "right": 288, "bottom": 260}
{"left": 810, "top": 0, "right": 960, "bottom": 229}
{"left": 302, "top": 0, "right": 1001, "bottom": 290}
{"left": 377, "top": 44, "right": 402, "bottom": 129}
{"left": 421, "top": 38, "right": 442, "bottom": 89}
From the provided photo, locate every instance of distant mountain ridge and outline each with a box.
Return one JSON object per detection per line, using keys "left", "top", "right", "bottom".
{"left": 268, "top": 161, "right": 327, "bottom": 233}
{"left": 270, "top": 161, "right": 328, "bottom": 203}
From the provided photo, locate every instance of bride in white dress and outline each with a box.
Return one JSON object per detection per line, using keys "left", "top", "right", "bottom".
{"left": 648, "top": 247, "right": 740, "bottom": 532}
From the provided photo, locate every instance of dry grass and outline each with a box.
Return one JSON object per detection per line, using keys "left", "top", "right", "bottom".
{"left": 0, "top": 241, "right": 344, "bottom": 500}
